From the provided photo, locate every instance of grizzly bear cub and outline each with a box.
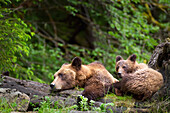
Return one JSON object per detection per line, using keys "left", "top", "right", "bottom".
{"left": 50, "top": 57, "right": 118, "bottom": 101}
{"left": 113, "top": 54, "right": 163, "bottom": 101}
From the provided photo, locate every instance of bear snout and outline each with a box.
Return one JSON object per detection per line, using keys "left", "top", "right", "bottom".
{"left": 50, "top": 83, "right": 55, "bottom": 89}
{"left": 118, "top": 72, "right": 122, "bottom": 78}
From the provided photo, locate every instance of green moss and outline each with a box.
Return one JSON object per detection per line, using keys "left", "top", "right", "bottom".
{"left": 104, "top": 93, "right": 135, "bottom": 108}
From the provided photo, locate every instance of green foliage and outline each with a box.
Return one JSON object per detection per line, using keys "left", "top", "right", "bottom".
{"left": 64, "top": 6, "right": 78, "bottom": 16}
{"left": 32, "top": 96, "right": 78, "bottom": 113}
{"left": 60, "top": 0, "right": 161, "bottom": 72}
{"left": 15, "top": 40, "right": 118, "bottom": 83}
{"left": 78, "top": 95, "right": 90, "bottom": 111}
{"left": 14, "top": 40, "right": 66, "bottom": 83}
{"left": 66, "top": 0, "right": 160, "bottom": 58}
{"left": 159, "top": 0, "right": 170, "bottom": 5}
{"left": 29, "top": 95, "right": 117, "bottom": 112}
{"left": 78, "top": 95, "right": 114, "bottom": 112}
{"left": 33, "top": 96, "right": 57, "bottom": 113}
{"left": 6, "top": 0, "right": 167, "bottom": 83}
{"left": 100, "top": 103, "right": 114, "bottom": 112}
{"left": 0, "top": 0, "right": 32, "bottom": 73}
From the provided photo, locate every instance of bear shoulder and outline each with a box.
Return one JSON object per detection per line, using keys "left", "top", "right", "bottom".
{"left": 134, "top": 63, "right": 149, "bottom": 71}
{"left": 136, "top": 63, "right": 148, "bottom": 70}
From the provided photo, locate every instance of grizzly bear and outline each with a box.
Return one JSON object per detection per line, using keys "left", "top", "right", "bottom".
{"left": 50, "top": 57, "right": 118, "bottom": 101}
{"left": 113, "top": 54, "right": 164, "bottom": 101}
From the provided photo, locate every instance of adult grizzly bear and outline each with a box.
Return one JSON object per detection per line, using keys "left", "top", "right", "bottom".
{"left": 113, "top": 54, "right": 164, "bottom": 101}
{"left": 50, "top": 57, "right": 118, "bottom": 101}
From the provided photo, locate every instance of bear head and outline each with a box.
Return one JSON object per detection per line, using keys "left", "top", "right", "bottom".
{"left": 115, "top": 54, "right": 138, "bottom": 78}
{"left": 50, "top": 57, "right": 90, "bottom": 91}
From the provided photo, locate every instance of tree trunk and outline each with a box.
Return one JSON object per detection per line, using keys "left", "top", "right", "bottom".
{"left": 148, "top": 42, "right": 170, "bottom": 99}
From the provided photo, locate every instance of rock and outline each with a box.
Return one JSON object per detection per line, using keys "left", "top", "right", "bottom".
{"left": 50, "top": 95, "right": 77, "bottom": 107}
{"left": 57, "top": 89, "right": 82, "bottom": 98}
{"left": 0, "top": 88, "right": 30, "bottom": 112}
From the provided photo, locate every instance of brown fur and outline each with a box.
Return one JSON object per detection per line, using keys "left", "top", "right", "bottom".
{"left": 114, "top": 54, "right": 164, "bottom": 101}
{"left": 50, "top": 57, "right": 118, "bottom": 100}
{"left": 115, "top": 54, "right": 148, "bottom": 76}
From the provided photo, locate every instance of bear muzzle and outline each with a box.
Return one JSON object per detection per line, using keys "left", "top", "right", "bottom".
{"left": 50, "top": 83, "right": 55, "bottom": 89}
{"left": 118, "top": 72, "right": 122, "bottom": 78}
{"left": 50, "top": 83, "right": 63, "bottom": 91}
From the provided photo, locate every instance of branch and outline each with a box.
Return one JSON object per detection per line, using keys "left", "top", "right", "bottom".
{"left": 37, "top": 31, "right": 58, "bottom": 47}
{"left": 45, "top": 9, "right": 58, "bottom": 40}
{"left": 36, "top": 25, "right": 65, "bottom": 47}
{"left": 151, "top": 2, "right": 169, "bottom": 13}
{"left": 145, "top": 3, "right": 163, "bottom": 28}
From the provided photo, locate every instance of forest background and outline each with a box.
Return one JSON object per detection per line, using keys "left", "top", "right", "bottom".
{"left": 0, "top": 0, "right": 169, "bottom": 84}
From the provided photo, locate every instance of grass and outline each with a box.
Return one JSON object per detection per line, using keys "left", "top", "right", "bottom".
{"left": 149, "top": 97, "right": 170, "bottom": 113}
{"left": 104, "top": 93, "right": 136, "bottom": 108}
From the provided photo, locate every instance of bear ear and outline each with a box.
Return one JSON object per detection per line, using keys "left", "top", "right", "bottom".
{"left": 128, "top": 54, "right": 136, "bottom": 62}
{"left": 116, "top": 56, "right": 123, "bottom": 62}
{"left": 71, "top": 57, "right": 82, "bottom": 70}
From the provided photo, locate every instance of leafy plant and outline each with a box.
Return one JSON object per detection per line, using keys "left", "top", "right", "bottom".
{"left": 32, "top": 96, "right": 78, "bottom": 113}
{"left": 0, "top": 0, "right": 32, "bottom": 73}
{"left": 100, "top": 103, "right": 114, "bottom": 112}
{"left": 78, "top": 95, "right": 115, "bottom": 112}
{"left": 78, "top": 95, "right": 89, "bottom": 111}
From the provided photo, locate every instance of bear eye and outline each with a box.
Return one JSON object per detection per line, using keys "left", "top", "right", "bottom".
{"left": 123, "top": 66, "right": 126, "bottom": 69}
{"left": 58, "top": 73, "right": 63, "bottom": 77}
{"left": 116, "top": 66, "right": 119, "bottom": 71}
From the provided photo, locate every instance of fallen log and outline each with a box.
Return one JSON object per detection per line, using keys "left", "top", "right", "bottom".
{"left": 0, "top": 76, "right": 51, "bottom": 98}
